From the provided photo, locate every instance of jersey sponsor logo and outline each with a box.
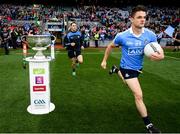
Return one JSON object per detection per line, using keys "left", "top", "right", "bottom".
{"left": 126, "top": 41, "right": 134, "bottom": 45}
{"left": 134, "top": 41, "right": 142, "bottom": 46}
{"left": 128, "top": 48, "right": 143, "bottom": 55}
{"left": 126, "top": 41, "right": 142, "bottom": 46}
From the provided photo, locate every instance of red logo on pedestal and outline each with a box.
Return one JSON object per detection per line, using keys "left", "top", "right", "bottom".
{"left": 33, "top": 86, "right": 46, "bottom": 92}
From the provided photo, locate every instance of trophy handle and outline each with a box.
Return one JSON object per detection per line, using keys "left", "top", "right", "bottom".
{"left": 51, "top": 35, "right": 56, "bottom": 44}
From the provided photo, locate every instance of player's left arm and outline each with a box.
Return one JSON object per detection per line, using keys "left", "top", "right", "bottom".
{"left": 149, "top": 32, "right": 164, "bottom": 61}
{"left": 150, "top": 48, "right": 164, "bottom": 61}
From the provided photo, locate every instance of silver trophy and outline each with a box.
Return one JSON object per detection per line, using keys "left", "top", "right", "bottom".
{"left": 23, "top": 35, "right": 56, "bottom": 59}
{"left": 23, "top": 34, "right": 56, "bottom": 114}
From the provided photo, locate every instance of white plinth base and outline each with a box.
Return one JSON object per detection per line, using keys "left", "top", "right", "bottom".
{"left": 27, "top": 103, "right": 55, "bottom": 115}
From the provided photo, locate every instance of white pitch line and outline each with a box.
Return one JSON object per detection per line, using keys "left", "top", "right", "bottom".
{"left": 52, "top": 52, "right": 180, "bottom": 60}
{"left": 164, "top": 52, "right": 180, "bottom": 54}
{"left": 55, "top": 51, "right": 179, "bottom": 54}
{"left": 23, "top": 51, "right": 180, "bottom": 59}
{"left": 165, "top": 55, "right": 180, "bottom": 60}
{"left": 55, "top": 52, "right": 120, "bottom": 55}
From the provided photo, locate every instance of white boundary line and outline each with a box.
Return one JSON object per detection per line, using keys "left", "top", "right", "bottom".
{"left": 55, "top": 51, "right": 120, "bottom": 54}
{"left": 16, "top": 51, "right": 180, "bottom": 59}
{"left": 55, "top": 51, "right": 179, "bottom": 54}
{"left": 165, "top": 55, "right": 180, "bottom": 60}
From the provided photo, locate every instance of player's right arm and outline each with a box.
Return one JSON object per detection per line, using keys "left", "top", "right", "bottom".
{"left": 101, "top": 42, "right": 115, "bottom": 69}
{"left": 64, "top": 34, "right": 73, "bottom": 48}
{"left": 64, "top": 34, "right": 76, "bottom": 47}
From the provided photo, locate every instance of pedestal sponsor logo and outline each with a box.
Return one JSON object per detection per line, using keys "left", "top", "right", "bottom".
{"left": 33, "top": 68, "right": 45, "bottom": 75}
{"left": 34, "top": 99, "right": 46, "bottom": 105}
{"left": 35, "top": 76, "right": 44, "bottom": 84}
{"left": 33, "top": 86, "right": 46, "bottom": 92}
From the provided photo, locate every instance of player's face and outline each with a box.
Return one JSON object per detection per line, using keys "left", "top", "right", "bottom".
{"left": 131, "top": 11, "right": 146, "bottom": 29}
{"left": 71, "top": 23, "right": 77, "bottom": 32}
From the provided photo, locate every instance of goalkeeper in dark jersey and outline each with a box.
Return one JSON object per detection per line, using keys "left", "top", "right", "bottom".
{"left": 64, "top": 22, "right": 84, "bottom": 76}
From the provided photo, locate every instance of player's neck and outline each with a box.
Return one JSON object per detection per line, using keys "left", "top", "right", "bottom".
{"left": 131, "top": 26, "right": 143, "bottom": 36}
{"left": 71, "top": 30, "right": 78, "bottom": 33}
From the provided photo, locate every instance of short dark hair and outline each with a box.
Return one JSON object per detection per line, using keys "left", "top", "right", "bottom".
{"left": 130, "top": 5, "right": 147, "bottom": 17}
{"left": 70, "top": 22, "right": 76, "bottom": 26}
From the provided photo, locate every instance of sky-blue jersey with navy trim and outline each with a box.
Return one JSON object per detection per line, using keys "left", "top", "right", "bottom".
{"left": 66, "top": 31, "right": 82, "bottom": 43}
{"left": 113, "top": 27, "right": 157, "bottom": 70}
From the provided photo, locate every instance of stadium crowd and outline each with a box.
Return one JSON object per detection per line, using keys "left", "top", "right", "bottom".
{"left": 0, "top": 4, "right": 179, "bottom": 53}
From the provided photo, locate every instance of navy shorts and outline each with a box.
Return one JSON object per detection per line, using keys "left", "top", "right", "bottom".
{"left": 120, "top": 67, "right": 142, "bottom": 80}
{"left": 68, "top": 50, "right": 81, "bottom": 59}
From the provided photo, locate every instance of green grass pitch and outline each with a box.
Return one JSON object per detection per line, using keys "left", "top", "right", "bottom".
{"left": 0, "top": 47, "right": 180, "bottom": 133}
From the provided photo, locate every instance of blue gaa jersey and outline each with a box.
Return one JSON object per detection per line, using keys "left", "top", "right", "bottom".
{"left": 66, "top": 31, "right": 82, "bottom": 50}
{"left": 113, "top": 27, "right": 157, "bottom": 70}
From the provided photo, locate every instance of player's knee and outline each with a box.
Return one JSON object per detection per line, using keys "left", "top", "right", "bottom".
{"left": 78, "top": 59, "right": 83, "bottom": 64}
{"left": 134, "top": 93, "right": 143, "bottom": 101}
{"left": 71, "top": 59, "right": 76, "bottom": 65}
{"left": 77, "top": 55, "right": 83, "bottom": 64}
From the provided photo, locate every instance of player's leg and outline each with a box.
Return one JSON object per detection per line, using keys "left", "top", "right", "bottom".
{"left": 109, "top": 65, "right": 126, "bottom": 84}
{"left": 71, "top": 57, "right": 77, "bottom": 76}
{"left": 110, "top": 65, "right": 161, "bottom": 133}
{"left": 109, "top": 66, "right": 147, "bottom": 115}
{"left": 125, "top": 78, "right": 161, "bottom": 133}
{"left": 126, "top": 78, "right": 147, "bottom": 117}
{"left": 68, "top": 50, "right": 76, "bottom": 76}
{"left": 77, "top": 55, "right": 83, "bottom": 64}
{"left": 173, "top": 45, "right": 177, "bottom": 52}
{"left": 4, "top": 42, "right": 9, "bottom": 55}
{"left": 76, "top": 50, "right": 83, "bottom": 64}
{"left": 178, "top": 44, "right": 180, "bottom": 51}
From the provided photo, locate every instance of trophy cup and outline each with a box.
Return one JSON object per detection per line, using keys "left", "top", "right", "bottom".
{"left": 25, "top": 35, "right": 56, "bottom": 59}
{"left": 24, "top": 35, "right": 56, "bottom": 115}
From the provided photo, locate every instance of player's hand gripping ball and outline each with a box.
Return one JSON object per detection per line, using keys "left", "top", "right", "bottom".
{"left": 144, "top": 42, "right": 162, "bottom": 57}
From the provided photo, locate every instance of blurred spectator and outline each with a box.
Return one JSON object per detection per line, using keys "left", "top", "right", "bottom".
{"left": 173, "top": 29, "right": 180, "bottom": 51}
{"left": 0, "top": 26, "right": 10, "bottom": 55}
{"left": 94, "top": 31, "right": 99, "bottom": 47}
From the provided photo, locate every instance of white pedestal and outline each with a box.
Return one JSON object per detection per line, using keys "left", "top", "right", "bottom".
{"left": 27, "top": 103, "right": 55, "bottom": 115}
{"left": 26, "top": 56, "right": 55, "bottom": 115}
